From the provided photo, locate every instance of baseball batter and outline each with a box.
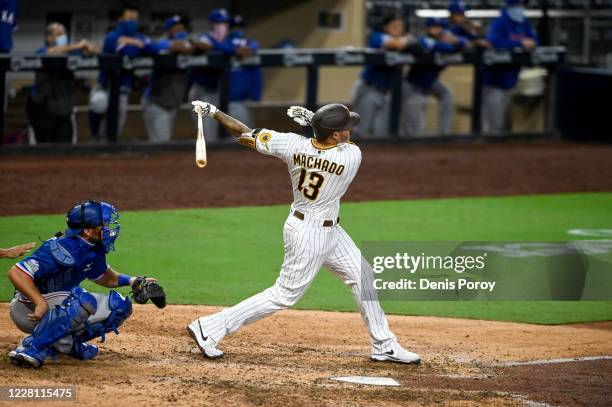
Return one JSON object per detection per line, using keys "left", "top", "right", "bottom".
{"left": 189, "top": 101, "right": 420, "bottom": 364}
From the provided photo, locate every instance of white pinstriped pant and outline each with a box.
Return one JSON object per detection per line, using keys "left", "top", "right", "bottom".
{"left": 197, "top": 213, "right": 398, "bottom": 354}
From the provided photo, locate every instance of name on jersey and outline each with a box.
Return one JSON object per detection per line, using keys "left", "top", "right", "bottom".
{"left": 293, "top": 153, "right": 345, "bottom": 175}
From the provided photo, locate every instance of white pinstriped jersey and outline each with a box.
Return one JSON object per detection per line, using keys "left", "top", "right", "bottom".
{"left": 255, "top": 129, "right": 361, "bottom": 220}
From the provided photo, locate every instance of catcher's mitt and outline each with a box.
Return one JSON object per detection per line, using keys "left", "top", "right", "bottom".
{"left": 131, "top": 276, "right": 166, "bottom": 308}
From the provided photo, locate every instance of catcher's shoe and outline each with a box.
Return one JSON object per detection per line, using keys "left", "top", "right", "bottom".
{"left": 8, "top": 336, "right": 35, "bottom": 367}
{"left": 371, "top": 344, "right": 421, "bottom": 365}
{"left": 9, "top": 346, "right": 46, "bottom": 368}
{"left": 187, "top": 320, "right": 224, "bottom": 359}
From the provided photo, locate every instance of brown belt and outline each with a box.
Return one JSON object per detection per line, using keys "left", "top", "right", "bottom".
{"left": 293, "top": 210, "right": 338, "bottom": 227}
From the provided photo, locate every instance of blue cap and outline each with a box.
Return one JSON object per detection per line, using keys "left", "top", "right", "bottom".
{"left": 209, "top": 8, "right": 230, "bottom": 23}
{"left": 449, "top": 1, "right": 468, "bottom": 14}
{"left": 164, "top": 15, "right": 182, "bottom": 31}
{"left": 426, "top": 17, "right": 448, "bottom": 28}
{"left": 506, "top": 0, "right": 527, "bottom": 6}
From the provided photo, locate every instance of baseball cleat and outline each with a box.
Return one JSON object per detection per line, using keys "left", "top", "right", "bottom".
{"left": 9, "top": 350, "right": 43, "bottom": 368}
{"left": 371, "top": 344, "right": 421, "bottom": 365}
{"left": 187, "top": 320, "right": 224, "bottom": 360}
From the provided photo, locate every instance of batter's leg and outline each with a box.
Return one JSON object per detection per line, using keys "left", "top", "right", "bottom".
{"left": 190, "top": 216, "right": 335, "bottom": 347}
{"left": 322, "top": 226, "right": 397, "bottom": 354}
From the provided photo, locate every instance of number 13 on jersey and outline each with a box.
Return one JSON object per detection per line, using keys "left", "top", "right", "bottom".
{"left": 297, "top": 168, "right": 325, "bottom": 201}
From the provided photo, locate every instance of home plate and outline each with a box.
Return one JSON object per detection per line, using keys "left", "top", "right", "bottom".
{"left": 331, "top": 376, "right": 400, "bottom": 386}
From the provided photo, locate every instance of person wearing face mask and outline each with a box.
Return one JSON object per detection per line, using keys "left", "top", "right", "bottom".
{"left": 350, "top": 14, "right": 415, "bottom": 139}
{"left": 89, "top": 3, "right": 157, "bottom": 142}
{"left": 27, "top": 22, "right": 99, "bottom": 143}
{"left": 448, "top": 1, "right": 490, "bottom": 49}
{"left": 142, "top": 15, "right": 193, "bottom": 143}
{"left": 401, "top": 18, "right": 467, "bottom": 137}
{"left": 226, "top": 15, "right": 262, "bottom": 129}
{"left": 189, "top": 9, "right": 242, "bottom": 141}
{"left": 482, "top": 0, "right": 538, "bottom": 133}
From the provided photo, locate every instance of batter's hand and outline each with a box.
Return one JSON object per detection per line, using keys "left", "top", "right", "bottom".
{"left": 287, "top": 106, "right": 314, "bottom": 126}
{"left": 0, "top": 242, "right": 36, "bottom": 258}
{"left": 192, "top": 100, "right": 218, "bottom": 118}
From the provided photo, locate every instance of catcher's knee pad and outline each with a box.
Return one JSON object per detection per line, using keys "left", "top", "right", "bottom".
{"left": 78, "top": 290, "right": 132, "bottom": 343}
{"left": 29, "top": 288, "right": 98, "bottom": 352}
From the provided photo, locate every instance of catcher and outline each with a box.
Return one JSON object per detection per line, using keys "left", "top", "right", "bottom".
{"left": 6, "top": 200, "right": 166, "bottom": 368}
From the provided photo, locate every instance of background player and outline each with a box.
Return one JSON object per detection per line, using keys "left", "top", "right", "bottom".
{"left": 6, "top": 200, "right": 165, "bottom": 368}
{"left": 188, "top": 100, "right": 421, "bottom": 365}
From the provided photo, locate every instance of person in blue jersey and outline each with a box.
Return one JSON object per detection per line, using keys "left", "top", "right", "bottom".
{"left": 227, "top": 14, "right": 262, "bottom": 129}
{"left": 0, "top": 0, "right": 17, "bottom": 53}
{"left": 88, "top": 3, "right": 157, "bottom": 141}
{"left": 483, "top": 0, "right": 538, "bottom": 133}
{"left": 189, "top": 8, "right": 239, "bottom": 141}
{"left": 27, "top": 22, "right": 98, "bottom": 144}
{"left": 7, "top": 200, "right": 164, "bottom": 369}
{"left": 447, "top": 1, "right": 490, "bottom": 48}
{"left": 142, "top": 15, "right": 193, "bottom": 143}
{"left": 401, "top": 18, "right": 466, "bottom": 137}
{"left": 351, "top": 14, "right": 415, "bottom": 138}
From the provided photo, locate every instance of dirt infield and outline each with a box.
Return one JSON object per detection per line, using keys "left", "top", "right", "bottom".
{"left": 1, "top": 140, "right": 612, "bottom": 216}
{"left": 1, "top": 140, "right": 612, "bottom": 405}
{"left": 0, "top": 304, "right": 611, "bottom": 406}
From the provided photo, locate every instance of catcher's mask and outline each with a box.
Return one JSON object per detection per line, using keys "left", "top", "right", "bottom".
{"left": 65, "top": 200, "right": 120, "bottom": 253}
{"left": 311, "top": 103, "right": 360, "bottom": 140}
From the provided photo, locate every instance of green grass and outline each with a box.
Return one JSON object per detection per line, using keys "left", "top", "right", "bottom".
{"left": 1, "top": 192, "right": 611, "bottom": 324}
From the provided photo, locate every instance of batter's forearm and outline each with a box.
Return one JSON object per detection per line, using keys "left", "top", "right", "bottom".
{"left": 213, "top": 111, "right": 251, "bottom": 138}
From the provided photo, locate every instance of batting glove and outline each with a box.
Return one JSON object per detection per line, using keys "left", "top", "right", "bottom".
{"left": 192, "top": 100, "right": 218, "bottom": 118}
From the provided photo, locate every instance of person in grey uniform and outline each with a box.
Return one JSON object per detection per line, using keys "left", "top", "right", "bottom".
{"left": 142, "top": 15, "right": 193, "bottom": 143}
{"left": 482, "top": 0, "right": 538, "bottom": 133}
{"left": 189, "top": 8, "right": 236, "bottom": 141}
{"left": 401, "top": 18, "right": 466, "bottom": 137}
{"left": 350, "top": 14, "right": 414, "bottom": 138}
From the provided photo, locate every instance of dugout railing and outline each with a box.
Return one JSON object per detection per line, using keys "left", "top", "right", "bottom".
{"left": 0, "top": 46, "right": 565, "bottom": 144}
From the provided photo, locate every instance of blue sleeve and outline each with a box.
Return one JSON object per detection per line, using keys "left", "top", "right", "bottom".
{"left": 147, "top": 39, "right": 166, "bottom": 55}
{"left": 214, "top": 38, "right": 238, "bottom": 54}
{"left": 88, "top": 251, "right": 108, "bottom": 280}
{"left": 525, "top": 22, "right": 539, "bottom": 44}
{"left": 487, "top": 18, "right": 522, "bottom": 49}
{"left": 16, "top": 242, "right": 60, "bottom": 280}
{"left": 418, "top": 37, "right": 457, "bottom": 53}
{"left": 36, "top": 46, "right": 47, "bottom": 55}
{"left": 141, "top": 36, "right": 159, "bottom": 55}
{"left": 103, "top": 32, "right": 117, "bottom": 53}
{"left": 247, "top": 39, "right": 260, "bottom": 52}
{"left": 368, "top": 32, "right": 385, "bottom": 49}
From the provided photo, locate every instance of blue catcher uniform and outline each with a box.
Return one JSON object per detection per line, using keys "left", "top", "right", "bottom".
{"left": 0, "top": 0, "right": 17, "bottom": 53}
{"left": 8, "top": 201, "right": 132, "bottom": 368}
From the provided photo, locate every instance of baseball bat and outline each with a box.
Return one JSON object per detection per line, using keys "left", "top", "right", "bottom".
{"left": 195, "top": 112, "right": 207, "bottom": 168}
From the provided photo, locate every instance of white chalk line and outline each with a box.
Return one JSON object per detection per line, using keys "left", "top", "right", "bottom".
{"left": 496, "top": 355, "right": 612, "bottom": 367}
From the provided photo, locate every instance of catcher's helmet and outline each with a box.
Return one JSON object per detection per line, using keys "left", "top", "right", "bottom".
{"left": 311, "top": 103, "right": 360, "bottom": 140}
{"left": 65, "top": 200, "right": 120, "bottom": 253}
